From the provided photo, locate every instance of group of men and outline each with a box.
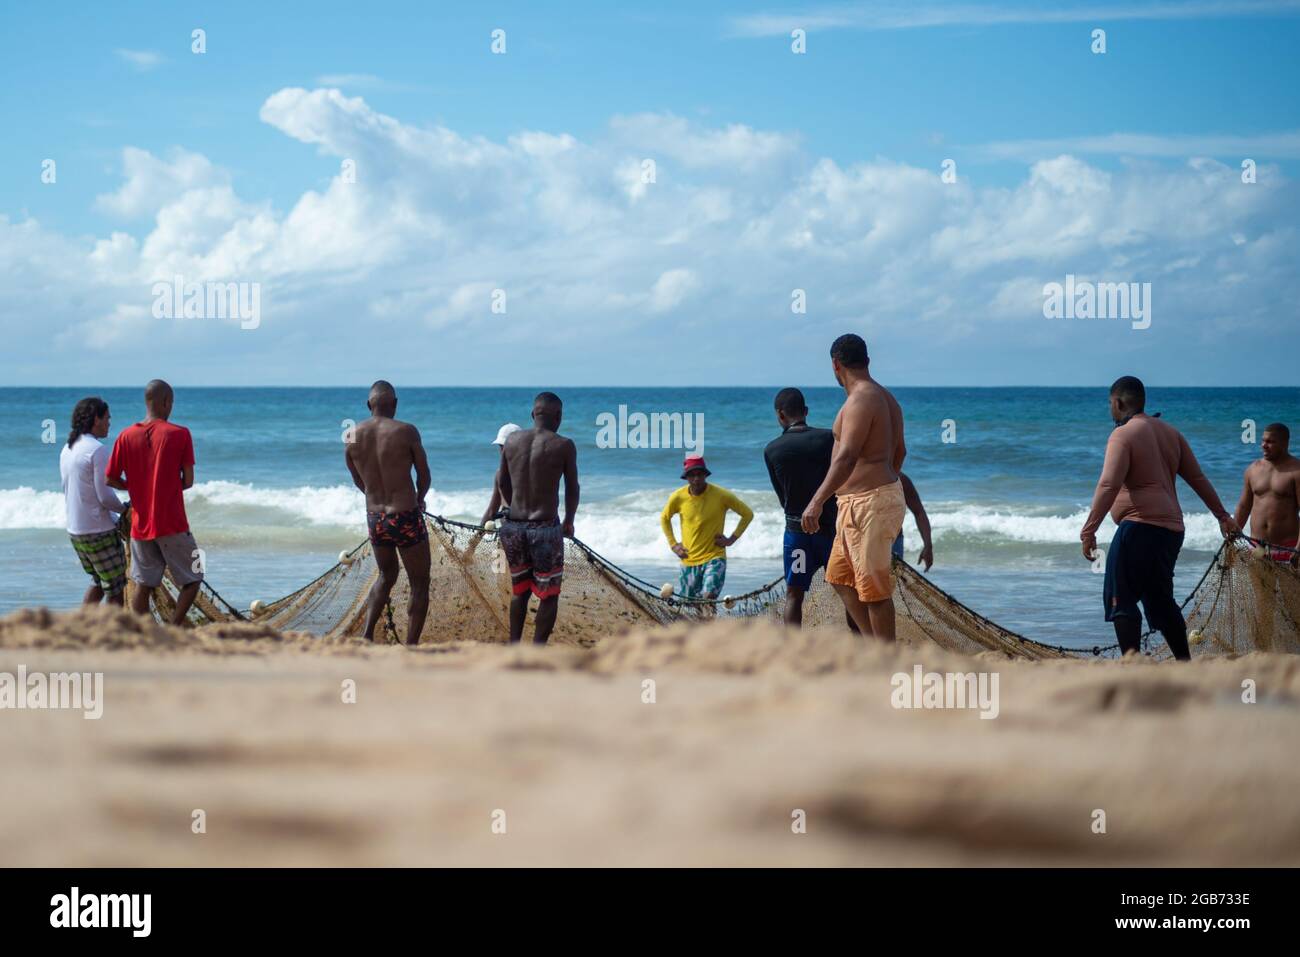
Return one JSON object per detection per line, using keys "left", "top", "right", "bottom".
{"left": 59, "top": 380, "right": 205, "bottom": 625}
{"left": 659, "top": 334, "right": 933, "bottom": 643}
{"left": 1078, "top": 377, "right": 1298, "bottom": 659}
{"left": 60, "top": 335, "right": 1300, "bottom": 658}
{"left": 342, "top": 382, "right": 578, "bottom": 647}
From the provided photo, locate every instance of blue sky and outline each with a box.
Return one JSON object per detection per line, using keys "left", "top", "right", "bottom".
{"left": 2, "top": 0, "right": 1298, "bottom": 386}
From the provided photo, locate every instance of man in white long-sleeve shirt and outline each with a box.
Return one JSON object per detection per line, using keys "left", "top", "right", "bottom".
{"left": 59, "top": 396, "right": 126, "bottom": 605}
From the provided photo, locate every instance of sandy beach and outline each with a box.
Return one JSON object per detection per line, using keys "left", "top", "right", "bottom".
{"left": 2, "top": 604, "right": 1298, "bottom": 867}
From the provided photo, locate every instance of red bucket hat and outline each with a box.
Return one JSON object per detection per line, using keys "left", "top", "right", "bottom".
{"left": 680, "top": 456, "right": 711, "bottom": 479}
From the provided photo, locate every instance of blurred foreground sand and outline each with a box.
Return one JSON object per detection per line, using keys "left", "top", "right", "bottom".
{"left": 2, "top": 605, "right": 1298, "bottom": 866}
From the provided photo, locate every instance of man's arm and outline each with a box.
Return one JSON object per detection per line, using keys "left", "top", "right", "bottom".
{"left": 92, "top": 445, "right": 124, "bottom": 513}
{"left": 105, "top": 436, "right": 128, "bottom": 491}
{"left": 899, "top": 472, "right": 933, "bottom": 571}
{"left": 660, "top": 493, "right": 679, "bottom": 544}
{"left": 661, "top": 492, "right": 686, "bottom": 558}
{"left": 344, "top": 443, "right": 367, "bottom": 494}
{"left": 1232, "top": 467, "right": 1254, "bottom": 534}
{"left": 481, "top": 481, "right": 503, "bottom": 525}
{"left": 803, "top": 403, "right": 869, "bottom": 533}
{"left": 763, "top": 448, "right": 785, "bottom": 508}
{"left": 1177, "top": 434, "right": 1237, "bottom": 536}
{"left": 180, "top": 429, "right": 195, "bottom": 491}
{"left": 561, "top": 438, "right": 579, "bottom": 537}
{"left": 495, "top": 441, "right": 513, "bottom": 514}
{"left": 1080, "top": 433, "right": 1130, "bottom": 557}
{"left": 721, "top": 488, "right": 753, "bottom": 544}
{"left": 1291, "top": 468, "right": 1300, "bottom": 563}
{"left": 891, "top": 412, "right": 907, "bottom": 476}
{"left": 410, "top": 425, "right": 431, "bottom": 510}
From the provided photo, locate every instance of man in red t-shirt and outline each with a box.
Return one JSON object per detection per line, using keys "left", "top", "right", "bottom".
{"left": 106, "top": 379, "right": 204, "bottom": 624}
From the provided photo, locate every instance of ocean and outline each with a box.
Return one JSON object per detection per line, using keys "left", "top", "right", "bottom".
{"left": 3, "top": 386, "right": 1296, "bottom": 649}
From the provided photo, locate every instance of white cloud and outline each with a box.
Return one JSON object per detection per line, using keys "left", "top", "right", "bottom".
{"left": 57, "top": 304, "right": 151, "bottom": 351}
{"left": 3, "top": 90, "right": 1297, "bottom": 385}
{"left": 95, "top": 147, "right": 229, "bottom": 220}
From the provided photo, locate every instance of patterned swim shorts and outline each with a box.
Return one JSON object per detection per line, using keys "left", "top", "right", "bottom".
{"left": 367, "top": 508, "right": 429, "bottom": 549}
{"left": 499, "top": 518, "right": 564, "bottom": 598}
{"left": 70, "top": 529, "right": 127, "bottom": 598}
{"left": 678, "top": 557, "right": 726, "bottom": 599}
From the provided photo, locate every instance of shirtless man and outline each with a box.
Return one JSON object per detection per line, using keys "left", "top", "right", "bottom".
{"left": 344, "top": 381, "right": 432, "bottom": 644}
{"left": 801, "top": 334, "right": 907, "bottom": 640}
{"left": 1233, "top": 423, "right": 1300, "bottom": 563}
{"left": 496, "top": 392, "right": 579, "bottom": 645}
{"left": 1080, "top": 376, "right": 1238, "bottom": 660}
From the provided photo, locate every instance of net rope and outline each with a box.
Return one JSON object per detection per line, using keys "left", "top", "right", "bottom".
{"left": 131, "top": 513, "right": 1300, "bottom": 659}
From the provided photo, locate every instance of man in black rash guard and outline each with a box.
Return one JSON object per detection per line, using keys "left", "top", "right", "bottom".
{"left": 764, "top": 387, "right": 855, "bottom": 629}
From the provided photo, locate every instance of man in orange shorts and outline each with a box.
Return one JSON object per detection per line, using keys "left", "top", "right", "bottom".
{"left": 800, "top": 334, "right": 907, "bottom": 640}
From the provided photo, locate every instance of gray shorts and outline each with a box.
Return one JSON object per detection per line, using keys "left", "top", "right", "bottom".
{"left": 130, "top": 532, "right": 205, "bottom": 588}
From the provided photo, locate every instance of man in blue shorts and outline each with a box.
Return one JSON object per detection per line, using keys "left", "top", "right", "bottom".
{"left": 1080, "top": 376, "right": 1238, "bottom": 659}
{"left": 764, "top": 388, "right": 841, "bottom": 628}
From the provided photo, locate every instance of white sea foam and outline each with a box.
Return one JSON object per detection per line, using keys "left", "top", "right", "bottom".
{"left": 0, "top": 487, "right": 66, "bottom": 530}
{"left": 928, "top": 505, "right": 1225, "bottom": 551}
{"left": 0, "top": 484, "right": 1229, "bottom": 552}
{"left": 185, "top": 481, "right": 364, "bottom": 526}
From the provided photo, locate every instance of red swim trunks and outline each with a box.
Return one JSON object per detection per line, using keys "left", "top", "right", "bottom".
{"left": 1266, "top": 538, "right": 1299, "bottom": 563}
{"left": 367, "top": 508, "right": 429, "bottom": 549}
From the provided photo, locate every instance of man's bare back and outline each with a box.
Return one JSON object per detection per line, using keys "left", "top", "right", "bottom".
{"left": 496, "top": 392, "right": 579, "bottom": 645}
{"left": 1239, "top": 456, "right": 1300, "bottom": 545}
{"left": 347, "top": 416, "right": 427, "bottom": 513}
{"left": 501, "top": 429, "right": 575, "bottom": 524}
{"left": 344, "top": 381, "right": 433, "bottom": 645}
{"left": 830, "top": 381, "right": 905, "bottom": 495}
{"left": 802, "top": 334, "right": 908, "bottom": 642}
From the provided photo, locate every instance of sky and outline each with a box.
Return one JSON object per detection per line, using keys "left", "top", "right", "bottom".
{"left": 1, "top": 0, "right": 1298, "bottom": 386}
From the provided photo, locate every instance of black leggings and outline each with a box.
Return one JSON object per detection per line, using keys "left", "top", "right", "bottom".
{"left": 1114, "top": 615, "right": 1190, "bottom": 661}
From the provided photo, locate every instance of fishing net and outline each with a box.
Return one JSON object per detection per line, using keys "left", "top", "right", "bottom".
{"left": 134, "top": 513, "right": 1299, "bottom": 660}
{"left": 1181, "top": 536, "right": 1300, "bottom": 657}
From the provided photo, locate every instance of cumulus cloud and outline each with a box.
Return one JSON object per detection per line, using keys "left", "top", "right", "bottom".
{"left": 2, "top": 89, "right": 1296, "bottom": 384}
{"left": 95, "top": 147, "right": 229, "bottom": 220}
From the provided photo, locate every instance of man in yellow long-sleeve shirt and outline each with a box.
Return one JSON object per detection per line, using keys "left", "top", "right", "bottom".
{"left": 660, "top": 455, "right": 753, "bottom": 600}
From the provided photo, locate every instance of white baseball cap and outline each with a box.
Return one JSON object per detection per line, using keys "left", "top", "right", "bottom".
{"left": 493, "top": 423, "right": 522, "bottom": 446}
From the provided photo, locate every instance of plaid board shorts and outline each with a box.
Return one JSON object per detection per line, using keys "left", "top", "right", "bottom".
{"left": 70, "top": 529, "right": 127, "bottom": 597}
{"left": 678, "top": 557, "right": 726, "bottom": 599}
